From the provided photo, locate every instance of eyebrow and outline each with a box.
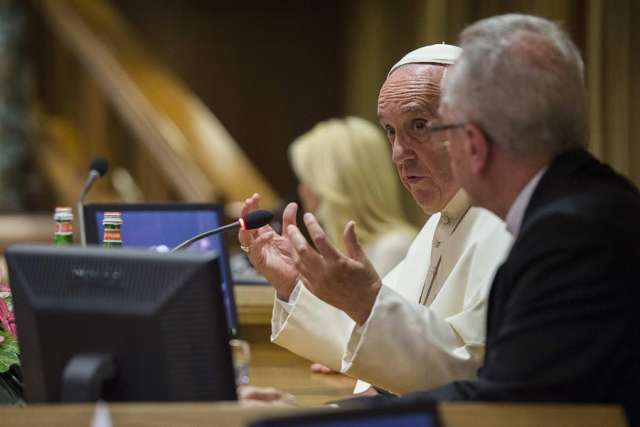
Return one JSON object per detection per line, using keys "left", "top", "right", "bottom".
{"left": 377, "top": 101, "right": 434, "bottom": 121}
{"left": 400, "top": 103, "right": 428, "bottom": 114}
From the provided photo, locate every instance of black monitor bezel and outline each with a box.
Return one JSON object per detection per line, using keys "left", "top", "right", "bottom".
{"left": 6, "top": 244, "right": 238, "bottom": 403}
{"left": 248, "top": 401, "right": 441, "bottom": 427}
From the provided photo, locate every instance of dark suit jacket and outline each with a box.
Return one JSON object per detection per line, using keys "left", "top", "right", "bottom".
{"left": 359, "top": 150, "right": 640, "bottom": 424}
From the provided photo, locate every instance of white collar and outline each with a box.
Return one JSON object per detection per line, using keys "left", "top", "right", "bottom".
{"left": 441, "top": 188, "right": 471, "bottom": 226}
{"left": 505, "top": 167, "right": 548, "bottom": 238}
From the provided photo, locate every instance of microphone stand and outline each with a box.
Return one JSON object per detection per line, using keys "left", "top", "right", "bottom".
{"left": 77, "top": 170, "right": 100, "bottom": 247}
{"left": 171, "top": 222, "right": 240, "bottom": 252}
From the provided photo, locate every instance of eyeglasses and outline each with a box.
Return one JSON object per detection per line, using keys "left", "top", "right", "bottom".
{"left": 427, "top": 120, "right": 496, "bottom": 146}
{"left": 423, "top": 120, "right": 467, "bottom": 145}
{"left": 427, "top": 121, "right": 467, "bottom": 133}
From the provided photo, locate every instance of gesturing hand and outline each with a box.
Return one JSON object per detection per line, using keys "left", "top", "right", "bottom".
{"left": 287, "top": 213, "right": 382, "bottom": 325}
{"left": 238, "top": 193, "right": 299, "bottom": 300}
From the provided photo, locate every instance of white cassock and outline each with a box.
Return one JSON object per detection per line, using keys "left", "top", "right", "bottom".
{"left": 271, "top": 190, "right": 513, "bottom": 395}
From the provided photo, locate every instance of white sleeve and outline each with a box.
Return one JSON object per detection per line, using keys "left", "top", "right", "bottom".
{"left": 271, "top": 281, "right": 302, "bottom": 327}
{"left": 341, "top": 283, "right": 487, "bottom": 395}
{"left": 270, "top": 282, "right": 354, "bottom": 371}
{"left": 270, "top": 260, "right": 406, "bottom": 373}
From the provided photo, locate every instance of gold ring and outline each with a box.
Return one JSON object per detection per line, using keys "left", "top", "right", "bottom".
{"left": 240, "top": 245, "right": 250, "bottom": 253}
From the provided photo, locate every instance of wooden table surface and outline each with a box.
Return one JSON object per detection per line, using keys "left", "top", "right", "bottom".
{"left": 234, "top": 285, "right": 277, "bottom": 326}
{"left": 0, "top": 286, "right": 629, "bottom": 426}
{"left": 248, "top": 334, "right": 356, "bottom": 407}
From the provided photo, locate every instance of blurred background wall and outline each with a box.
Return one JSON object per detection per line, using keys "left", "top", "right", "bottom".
{"left": 0, "top": 0, "right": 637, "bottom": 244}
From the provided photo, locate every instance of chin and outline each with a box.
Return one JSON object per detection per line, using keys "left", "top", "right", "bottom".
{"left": 416, "top": 199, "right": 441, "bottom": 215}
{"left": 411, "top": 191, "right": 440, "bottom": 214}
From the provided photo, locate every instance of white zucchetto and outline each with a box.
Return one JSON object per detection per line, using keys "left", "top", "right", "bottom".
{"left": 388, "top": 43, "right": 462, "bottom": 76}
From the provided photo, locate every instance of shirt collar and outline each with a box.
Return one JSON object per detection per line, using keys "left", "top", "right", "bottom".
{"left": 441, "top": 188, "right": 471, "bottom": 227}
{"left": 505, "top": 167, "right": 548, "bottom": 237}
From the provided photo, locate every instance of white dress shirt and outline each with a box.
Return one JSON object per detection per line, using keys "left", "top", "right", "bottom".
{"left": 505, "top": 167, "right": 547, "bottom": 237}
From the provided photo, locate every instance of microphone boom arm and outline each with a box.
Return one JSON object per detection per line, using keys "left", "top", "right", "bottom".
{"left": 171, "top": 221, "right": 240, "bottom": 252}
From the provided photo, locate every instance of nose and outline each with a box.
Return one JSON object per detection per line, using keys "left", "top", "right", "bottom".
{"left": 391, "top": 133, "right": 414, "bottom": 164}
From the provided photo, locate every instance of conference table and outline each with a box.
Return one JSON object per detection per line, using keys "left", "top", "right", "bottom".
{"left": 0, "top": 285, "right": 629, "bottom": 426}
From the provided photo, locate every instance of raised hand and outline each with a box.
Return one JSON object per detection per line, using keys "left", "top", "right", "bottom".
{"left": 238, "top": 193, "right": 299, "bottom": 300}
{"left": 287, "top": 213, "right": 382, "bottom": 325}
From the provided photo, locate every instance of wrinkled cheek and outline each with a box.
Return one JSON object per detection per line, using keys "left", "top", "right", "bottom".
{"left": 412, "top": 184, "right": 438, "bottom": 205}
{"left": 445, "top": 149, "right": 463, "bottom": 180}
{"left": 448, "top": 159, "right": 462, "bottom": 181}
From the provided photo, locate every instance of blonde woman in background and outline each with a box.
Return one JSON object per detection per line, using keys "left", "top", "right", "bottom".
{"left": 290, "top": 117, "right": 418, "bottom": 375}
{"left": 290, "top": 116, "right": 417, "bottom": 278}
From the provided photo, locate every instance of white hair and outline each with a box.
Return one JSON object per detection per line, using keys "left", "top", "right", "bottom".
{"left": 442, "top": 14, "right": 587, "bottom": 157}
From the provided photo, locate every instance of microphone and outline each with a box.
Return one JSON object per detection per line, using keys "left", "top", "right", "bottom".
{"left": 78, "top": 158, "right": 109, "bottom": 246}
{"left": 171, "top": 210, "right": 273, "bottom": 252}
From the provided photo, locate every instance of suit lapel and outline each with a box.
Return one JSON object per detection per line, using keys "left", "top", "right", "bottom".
{"left": 485, "top": 150, "right": 598, "bottom": 347}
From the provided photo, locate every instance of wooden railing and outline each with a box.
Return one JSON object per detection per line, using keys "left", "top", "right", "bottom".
{"left": 32, "top": 0, "right": 279, "bottom": 207}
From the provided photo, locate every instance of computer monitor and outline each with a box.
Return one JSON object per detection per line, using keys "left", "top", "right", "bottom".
{"left": 83, "top": 203, "right": 238, "bottom": 334}
{"left": 6, "top": 245, "right": 237, "bottom": 403}
{"left": 248, "top": 402, "right": 441, "bottom": 427}
{"left": 249, "top": 402, "right": 440, "bottom": 427}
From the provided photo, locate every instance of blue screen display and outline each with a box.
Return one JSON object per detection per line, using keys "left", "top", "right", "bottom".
{"left": 303, "top": 413, "right": 436, "bottom": 427}
{"left": 95, "top": 209, "right": 236, "bottom": 331}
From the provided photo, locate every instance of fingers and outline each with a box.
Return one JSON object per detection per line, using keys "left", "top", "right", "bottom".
{"left": 343, "top": 221, "right": 365, "bottom": 261}
{"left": 303, "top": 213, "right": 340, "bottom": 261}
{"left": 252, "top": 230, "right": 275, "bottom": 248}
{"left": 237, "top": 385, "right": 295, "bottom": 404}
{"left": 238, "top": 229, "right": 253, "bottom": 247}
{"left": 282, "top": 202, "right": 298, "bottom": 237}
{"left": 286, "top": 224, "right": 316, "bottom": 260}
{"left": 287, "top": 223, "right": 323, "bottom": 275}
{"left": 310, "top": 363, "right": 335, "bottom": 374}
{"left": 240, "top": 193, "right": 261, "bottom": 218}
{"left": 239, "top": 193, "right": 261, "bottom": 246}
{"left": 238, "top": 385, "right": 279, "bottom": 401}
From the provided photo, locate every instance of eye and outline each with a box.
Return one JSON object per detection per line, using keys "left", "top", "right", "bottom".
{"left": 412, "top": 119, "right": 428, "bottom": 134}
{"left": 384, "top": 126, "right": 395, "bottom": 143}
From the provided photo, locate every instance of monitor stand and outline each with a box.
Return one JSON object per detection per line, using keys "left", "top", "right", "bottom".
{"left": 61, "top": 354, "right": 115, "bottom": 402}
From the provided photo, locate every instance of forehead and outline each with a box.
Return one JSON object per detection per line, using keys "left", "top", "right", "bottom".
{"left": 378, "top": 64, "right": 445, "bottom": 119}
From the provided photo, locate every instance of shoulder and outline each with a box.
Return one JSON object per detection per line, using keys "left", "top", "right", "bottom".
{"left": 464, "top": 207, "right": 507, "bottom": 232}
{"left": 523, "top": 186, "right": 640, "bottom": 248}
{"left": 509, "top": 188, "right": 640, "bottom": 283}
{"left": 457, "top": 208, "right": 513, "bottom": 255}
{"left": 527, "top": 150, "right": 640, "bottom": 239}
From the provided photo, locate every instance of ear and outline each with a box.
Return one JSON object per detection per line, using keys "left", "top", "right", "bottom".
{"left": 464, "top": 124, "right": 491, "bottom": 176}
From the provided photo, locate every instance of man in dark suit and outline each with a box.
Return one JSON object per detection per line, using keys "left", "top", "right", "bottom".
{"left": 375, "top": 13, "right": 640, "bottom": 424}
{"left": 285, "top": 13, "right": 640, "bottom": 425}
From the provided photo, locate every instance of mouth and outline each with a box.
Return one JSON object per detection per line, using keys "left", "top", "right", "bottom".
{"left": 404, "top": 175, "right": 424, "bottom": 185}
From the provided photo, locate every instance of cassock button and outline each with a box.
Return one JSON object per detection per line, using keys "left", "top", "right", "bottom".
{"left": 442, "top": 215, "right": 450, "bottom": 225}
{"left": 433, "top": 240, "right": 441, "bottom": 248}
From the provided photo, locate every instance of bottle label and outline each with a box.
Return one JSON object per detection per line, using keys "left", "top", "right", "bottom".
{"left": 55, "top": 222, "right": 73, "bottom": 236}
{"left": 103, "top": 229, "right": 121, "bottom": 242}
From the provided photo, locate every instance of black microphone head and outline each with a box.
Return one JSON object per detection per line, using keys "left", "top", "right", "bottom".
{"left": 240, "top": 210, "right": 273, "bottom": 230}
{"left": 90, "top": 158, "right": 109, "bottom": 176}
